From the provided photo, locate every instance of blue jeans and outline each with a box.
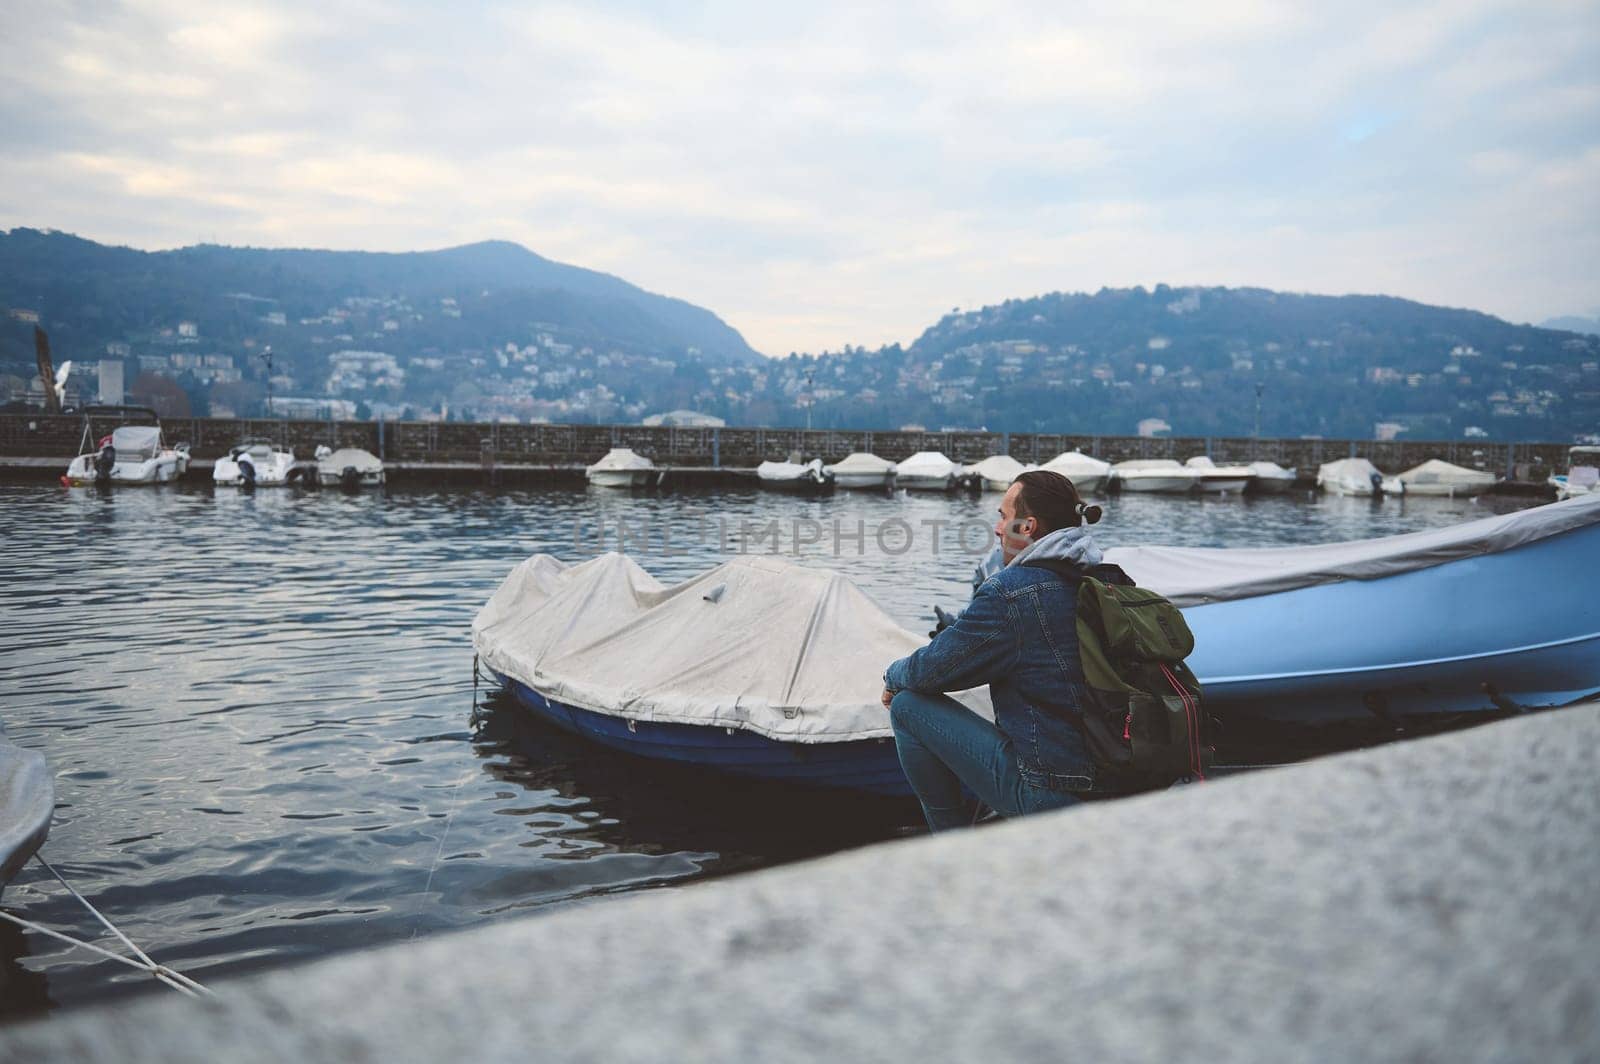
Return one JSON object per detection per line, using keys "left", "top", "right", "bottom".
{"left": 889, "top": 690, "right": 1084, "bottom": 832}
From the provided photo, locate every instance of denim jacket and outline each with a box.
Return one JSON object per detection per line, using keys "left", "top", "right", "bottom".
{"left": 884, "top": 528, "right": 1104, "bottom": 793}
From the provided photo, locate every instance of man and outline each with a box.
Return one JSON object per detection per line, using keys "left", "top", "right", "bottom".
{"left": 882, "top": 470, "right": 1107, "bottom": 831}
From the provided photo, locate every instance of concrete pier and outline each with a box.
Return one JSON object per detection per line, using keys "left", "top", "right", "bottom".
{"left": 4, "top": 703, "right": 1595, "bottom": 1062}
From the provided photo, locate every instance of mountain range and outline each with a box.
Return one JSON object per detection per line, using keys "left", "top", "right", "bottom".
{"left": 1, "top": 229, "right": 1596, "bottom": 441}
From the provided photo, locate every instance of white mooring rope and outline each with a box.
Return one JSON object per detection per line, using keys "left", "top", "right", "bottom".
{"left": 0, "top": 853, "right": 213, "bottom": 998}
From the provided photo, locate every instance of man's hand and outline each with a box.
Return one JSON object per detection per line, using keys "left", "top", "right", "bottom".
{"left": 881, "top": 687, "right": 895, "bottom": 711}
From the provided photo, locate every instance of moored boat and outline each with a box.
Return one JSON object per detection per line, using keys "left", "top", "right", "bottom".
{"left": 1039, "top": 451, "right": 1110, "bottom": 494}
{"left": 966, "top": 454, "right": 1030, "bottom": 491}
{"left": 756, "top": 458, "right": 834, "bottom": 493}
{"left": 473, "top": 552, "right": 991, "bottom": 795}
{"left": 1184, "top": 455, "right": 1256, "bottom": 494}
{"left": 213, "top": 439, "right": 297, "bottom": 487}
{"left": 1549, "top": 446, "right": 1598, "bottom": 501}
{"left": 1, "top": 727, "right": 52, "bottom": 895}
{"left": 1107, "top": 494, "right": 1600, "bottom": 722}
{"left": 894, "top": 451, "right": 961, "bottom": 491}
{"left": 1395, "top": 458, "right": 1498, "bottom": 497}
{"left": 585, "top": 447, "right": 657, "bottom": 488}
{"left": 1112, "top": 459, "right": 1196, "bottom": 494}
{"left": 314, "top": 445, "right": 385, "bottom": 489}
{"left": 1247, "top": 461, "right": 1298, "bottom": 493}
{"left": 1316, "top": 457, "right": 1400, "bottom": 496}
{"left": 61, "top": 408, "right": 191, "bottom": 487}
{"left": 824, "top": 451, "right": 896, "bottom": 490}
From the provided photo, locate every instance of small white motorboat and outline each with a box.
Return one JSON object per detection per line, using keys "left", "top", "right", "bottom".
{"left": 585, "top": 447, "right": 657, "bottom": 488}
{"left": 1395, "top": 458, "right": 1498, "bottom": 497}
{"left": 1317, "top": 457, "right": 1401, "bottom": 496}
{"left": 824, "top": 451, "right": 896, "bottom": 490}
{"left": 62, "top": 409, "right": 190, "bottom": 486}
{"left": 1184, "top": 456, "right": 1256, "bottom": 494}
{"left": 1247, "top": 461, "right": 1298, "bottom": 493}
{"left": 1039, "top": 451, "right": 1111, "bottom": 494}
{"left": 1112, "top": 459, "right": 1196, "bottom": 494}
{"left": 756, "top": 458, "right": 834, "bottom": 493}
{"left": 894, "top": 451, "right": 961, "bottom": 491}
{"left": 213, "top": 439, "right": 297, "bottom": 487}
{"left": 965, "top": 455, "right": 1030, "bottom": 491}
{"left": 1, "top": 727, "right": 52, "bottom": 895}
{"left": 315, "top": 445, "right": 385, "bottom": 489}
{"left": 1549, "top": 446, "right": 1599, "bottom": 501}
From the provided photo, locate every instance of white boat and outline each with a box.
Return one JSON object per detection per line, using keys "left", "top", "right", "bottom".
{"left": 1247, "top": 461, "right": 1298, "bottom": 493}
{"left": 966, "top": 455, "right": 1030, "bottom": 491}
{"left": 315, "top": 445, "right": 385, "bottom": 488}
{"left": 1550, "top": 446, "right": 1599, "bottom": 501}
{"left": 1112, "top": 459, "right": 1196, "bottom": 494}
{"left": 1, "top": 727, "right": 52, "bottom": 895}
{"left": 213, "top": 439, "right": 297, "bottom": 487}
{"left": 824, "top": 451, "right": 896, "bottom": 490}
{"left": 1395, "top": 458, "right": 1498, "bottom": 497}
{"left": 894, "top": 451, "right": 961, "bottom": 491}
{"left": 1184, "top": 456, "right": 1256, "bottom": 494}
{"left": 62, "top": 415, "right": 191, "bottom": 487}
{"left": 1039, "top": 451, "right": 1110, "bottom": 494}
{"left": 585, "top": 447, "right": 656, "bottom": 488}
{"left": 1317, "top": 457, "right": 1400, "bottom": 496}
{"left": 756, "top": 458, "right": 834, "bottom": 493}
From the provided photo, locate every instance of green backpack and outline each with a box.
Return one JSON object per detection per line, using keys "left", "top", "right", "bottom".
{"left": 1074, "top": 576, "right": 1211, "bottom": 787}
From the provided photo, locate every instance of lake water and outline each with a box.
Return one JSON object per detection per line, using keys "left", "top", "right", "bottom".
{"left": 0, "top": 481, "right": 1542, "bottom": 1021}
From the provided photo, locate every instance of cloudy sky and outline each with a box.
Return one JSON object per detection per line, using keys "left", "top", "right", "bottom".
{"left": 2, "top": 1, "right": 1595, "bottom": 354}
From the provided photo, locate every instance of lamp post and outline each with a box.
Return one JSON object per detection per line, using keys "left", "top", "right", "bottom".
{"left": 1253, "top": 381, "right": 1264, "bottom": 458}
{"left": 804, "top": 367, "right": 815, "bottom": 432}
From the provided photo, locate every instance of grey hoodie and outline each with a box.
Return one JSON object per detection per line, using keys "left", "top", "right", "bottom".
{"left": 1009, "top": 526, "right": 1104, "bottom": 570}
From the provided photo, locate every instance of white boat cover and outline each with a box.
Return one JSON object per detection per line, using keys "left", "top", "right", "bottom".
{"left": 1397, "top": 459, "right": 1497, "bottom": 488}
{"left": 109, "top": 425, "right": 162, "bottom": 461}
{"left": 1041, "top": 451, "right": 1111, "bottom": 477}
{"left": 968, "top": 455, "right": 1027, "bottom": 485}
{"left": 756, "top": 459, "right": 825, "bottom": 482}
{"left": 825, "top": 452, "right": 895, "bottom": 475}
{"left": 1185, "top": 456, "right": 1254, "bottom": 476}
{"left": 1317, "top": 457, "right": 1382, "bottom": 489}
{"left": 1106, "top": 493, "right": 1600, "bottom": 606}
{"left": 896, "top": 451, "right": 959, "bottom": 478}
{"left": 588, "top": 447, "right": 654, "bottom": 473}
{"left": 473, "top": 552, "right": 989, "bottom": 742}
{"left": 1249, "top": 461, "right": 1296, "bottom": 478}
{"left": 0, "top": 731, "right": 51, "bottom": 885}
{"left": 317, "top": 447, "right": 384, "bottom": 473}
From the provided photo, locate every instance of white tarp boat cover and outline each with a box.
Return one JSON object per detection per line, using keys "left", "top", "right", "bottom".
{"left": 474, "top": 552, "right": 989, "bottom": 742}
{"left": 0, "top": 730, "right": 52, "bottom": 885}
{"left": 1397, "top": 459, "right": 1497, "bottom": 488}
{"left": 756, "top": 459, "right": 824, "bottom": 482}
{"left": 826, "top": 452, "right": 895, "bottom": 474}
{"left": 1185, "top": 456, "right": 1254, "bottom": 476}
{"left": 317, "top": 448, "right": 383, "bottom": 473}
{"left": 109, "top": 425, "right": 161, "bottom": 461}
{"left": 1106, "top": 493, "right": 1600, "bottom": 606}
{"left": 588, "top": 447, "right": 654, "bottom": 473}
{"left": 969, "top": 455, "right": 1028, "bottom": 484}
{"left": 1317, "top": 457, "right": 1381, "bottom": 487}
{"left": 896, "top": 451, "right": 959, "bottom": 477}
{"left": 1249, "top": 461, "right": 1296, "bottom": 477}
{"left": 1043, "top": 451, "right": 1111, "bottom": 476}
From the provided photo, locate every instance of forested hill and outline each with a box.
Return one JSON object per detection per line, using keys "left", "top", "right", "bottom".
{"left": 0, "top": 229, "right": 760, "bottom": 365}
{"left": 782, "top": 285, "right": 1595, "bottom": 440}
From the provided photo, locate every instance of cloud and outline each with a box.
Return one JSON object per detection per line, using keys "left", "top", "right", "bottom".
{"left": 0, "top": 0, "right": 1595, "bottom": 353}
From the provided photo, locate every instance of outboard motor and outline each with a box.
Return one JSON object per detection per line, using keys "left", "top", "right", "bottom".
{"left": 340, "top": 465, "right": 361, "bottom": 491}
{"left": 238, "top": 453, "right": 256, "bottom": 489}
{"left": 94, "top": 444, "right": 116, "bottom": 482}
{"left": 1369, "top": 470, "right": 1384, "bottom": 495}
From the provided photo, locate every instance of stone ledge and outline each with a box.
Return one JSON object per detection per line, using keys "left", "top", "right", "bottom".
{"left": 4, "top": 703, "right": 1596, "bottom": 1063}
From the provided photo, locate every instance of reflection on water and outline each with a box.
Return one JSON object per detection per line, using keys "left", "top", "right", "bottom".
{"left": 0, "top": 480, "right": 1541, "bottom": 1020}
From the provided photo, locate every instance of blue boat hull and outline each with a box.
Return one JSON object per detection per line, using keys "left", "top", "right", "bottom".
{"left": 497, "top": 674, "right": 913, "bottom": 796}
{"left": 1183, "top": 517, "right": 1600, "bottom": 721}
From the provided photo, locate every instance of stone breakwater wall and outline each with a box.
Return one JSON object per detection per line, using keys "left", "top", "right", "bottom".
{"left": 0, "top": 412, "right": 1570, "bottom": 477}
